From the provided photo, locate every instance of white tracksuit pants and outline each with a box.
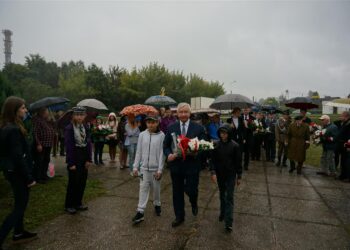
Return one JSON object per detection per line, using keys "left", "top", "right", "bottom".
{"left": 137, "top": 169, "right": 161, "bottom": 213}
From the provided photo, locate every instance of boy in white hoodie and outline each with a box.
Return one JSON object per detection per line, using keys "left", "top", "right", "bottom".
{"left": 132, "top": 115, "right": 165, "bottom": 224}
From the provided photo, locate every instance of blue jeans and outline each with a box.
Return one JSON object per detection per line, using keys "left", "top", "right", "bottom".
{"left": 127, "top": 144, "right": 137, "bottom": 171}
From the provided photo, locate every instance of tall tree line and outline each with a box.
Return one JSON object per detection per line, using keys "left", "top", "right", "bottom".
{"left": 0, "top": 54, "right": 225, "bottom": 110}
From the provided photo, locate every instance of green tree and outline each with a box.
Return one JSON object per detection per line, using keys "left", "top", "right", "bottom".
{"left": 0, "top": 72, "right": 15, "bottom": 108}
{"left": 263, "top": 97, "right": 279, "bottom": 106}
{"left": 25, "top": 54, "right": 60, "bottom": 88}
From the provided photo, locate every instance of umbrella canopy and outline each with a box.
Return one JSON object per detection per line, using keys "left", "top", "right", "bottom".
{"left": 285, "top": 97, "right": 318, "bottom": 110}
{"left": 210, "top": 94, "right": 254, "bottom": 110}
{"left": 191, "top": 108, "right": 220, "bottom": 115}
{"left": 144, "top": 95, "right": 176, "bottom": 107}
{"left": 120, "top": 104, "right": 158, "bottom": 116}
{"left": 77, "top": 99, "right": 108, "bottom": 110}
{"left": 29, "top": 97, "right": 70, "bottom": 112}
{"left": 261, "top": 105, "right": 284, "bottom": 114}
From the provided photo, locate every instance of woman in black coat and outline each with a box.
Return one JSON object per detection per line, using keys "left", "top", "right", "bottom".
{"left": 0, "top": 96, "right": 37, "bottom": 248}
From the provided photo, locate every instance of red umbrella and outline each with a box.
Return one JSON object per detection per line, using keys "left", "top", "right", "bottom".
{"left": 120, "top": 104, "right": 159, "bottom": 116}
{"left": 285, "top": 97, "right": 318, "bottom": 110}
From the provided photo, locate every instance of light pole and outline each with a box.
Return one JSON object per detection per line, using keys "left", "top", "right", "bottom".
{"left": 230, "top": 81, "right": 237, "bottom": 94}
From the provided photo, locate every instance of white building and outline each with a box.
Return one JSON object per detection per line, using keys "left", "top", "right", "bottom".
{"left": 322, "top": 99, "right": 350, "bottom": 114}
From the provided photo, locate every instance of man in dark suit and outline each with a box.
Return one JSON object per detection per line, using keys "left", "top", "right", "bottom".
{"left": 241, "top": 108, "right": 255, "bottom": 170}
{"left": 227, "top": 107, "right": 246, "bottom": 164}
{"left": 163, "top": 103, "right": 206, "bottom": 227}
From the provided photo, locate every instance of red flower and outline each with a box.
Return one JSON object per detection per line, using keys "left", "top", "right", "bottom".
{"left": 178, "top": 135, "right": 191, "bottom": 161}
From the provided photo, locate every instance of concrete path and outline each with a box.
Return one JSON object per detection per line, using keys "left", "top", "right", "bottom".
{"left": 7, "top": 155, "right": 350, "bottom": 249}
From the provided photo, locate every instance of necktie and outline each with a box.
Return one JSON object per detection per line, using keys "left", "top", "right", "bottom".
{"left": 181, "top": 122, "right": 186, "bottom": 135}
{"left": 79, "top": 125, "right": 85, "bottom": 141}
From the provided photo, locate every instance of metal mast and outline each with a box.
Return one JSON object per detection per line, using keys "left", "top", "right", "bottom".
{"left": 2, "top": 29, "right": 13, "bottom": 65}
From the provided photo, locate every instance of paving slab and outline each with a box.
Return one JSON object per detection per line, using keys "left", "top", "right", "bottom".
{"left": 3, "top": 153, "right": 349, "bottom": 250}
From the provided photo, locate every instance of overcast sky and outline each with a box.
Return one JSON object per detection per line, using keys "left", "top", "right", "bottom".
{"left": 1, "top": 0, "right": 349, "bottom": 100}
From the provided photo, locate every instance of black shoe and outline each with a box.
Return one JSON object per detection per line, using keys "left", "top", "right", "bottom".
{"left": 275, "top": 161, "right": 281, "bottom": 167}
{"left": 76, "top": 205, "right": 88, "bottom": 211}
{"left": 132, "top": 212, "right": 144, "bottom": 224}
{"left": 316, "top": 171, "right": 327, "bottom": 176}
{"left": 171, "top": 218, "right": 184, "bottom": 227}
{"left": 219, "top": 214, "right": 224, "bottom": 222}
{"left": 225, "top": 226, "right": 233, "bottom": 233}
{"left": 244, "top": 166, "right": 248, "bottom": 171}
{"left": 297, "top": 169, "right": 302, "bottom": 175}
{"left": 12, "top": 230, "right": 37, "bottom": 242}
{"left": 289, "top": 167, "right": 295, "bottom": 173}
{"left": 155, "top": 206, "right": 161, "bottom": 216}
{"left": 282, "top": 163, "right": 288, "bottom": 167}
{"left": 99, "top": 161, "right": 105, "bottom": 165}
{"left": 192, "top": 205, "right": 198, "bottom": 216}
{"left": 65, "top": 207, "right": 77, "bottom": 214}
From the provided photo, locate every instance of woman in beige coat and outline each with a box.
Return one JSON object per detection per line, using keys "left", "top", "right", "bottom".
{"left": 286, "top": 116, "right": 310, "bottom": 175}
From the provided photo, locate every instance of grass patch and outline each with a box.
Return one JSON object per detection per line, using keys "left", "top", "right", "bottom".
{"left": 305, "top": 143, "right": 322, "bottom": 168}
{"left": 0, "top": 174, "right": 105, "bottom": 231}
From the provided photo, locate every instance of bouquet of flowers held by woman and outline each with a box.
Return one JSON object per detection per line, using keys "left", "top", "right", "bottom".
{"left": 172, "top": 133, "right": 214, "bottom": 161}
{"left": 93, "top": 124, "right": 113, "bottom": 136}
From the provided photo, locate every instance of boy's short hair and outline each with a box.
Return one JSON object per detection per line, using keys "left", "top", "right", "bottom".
{"left": 232, "top": 107, "right": 241, "bottom": 113}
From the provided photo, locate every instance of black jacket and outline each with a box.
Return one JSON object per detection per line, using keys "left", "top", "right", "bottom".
{"left": 0, "top": 123, "right": 34, "bottom": 184}
{"left": 336, "top": 119, "right": 350, "bottom": 153}
{"left": 210, "top": 124, "right": 242, "bottom": 179}
{"left": 227, "top": 116, "right": 246, "bottom": 145}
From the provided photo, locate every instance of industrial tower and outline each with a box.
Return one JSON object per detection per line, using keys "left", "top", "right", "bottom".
{"left": 2, "top": 29, "right": 13, "bottom": 65}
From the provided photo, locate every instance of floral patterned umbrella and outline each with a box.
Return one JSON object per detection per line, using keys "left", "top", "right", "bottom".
{"left": 120, "top": 104, "right": 159, "bottom": 116}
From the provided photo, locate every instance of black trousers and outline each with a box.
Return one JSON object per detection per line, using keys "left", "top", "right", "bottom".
{"left": 170, "top": 171, "right": 199, "bottom": 220}
{"left": 94, "top": 142, "right": 104, "bottom": 164}
{"left": 35, "top": 146, "right": 51, "bottom": 181}
{"left": 252, "top": 134, "right": 263, "bottom": 160}
{"left": 339, "top": 151, "right": 350, "bottom": 179}
{"left": 217, "top": 175, "right": 235, "bottom": 227}
{"left": 243, "top": 136, "right": 253, "bottom": 168}
{"left": 0, "top": 173, "right": 30, "bottom": 246}
{"left": 265, "top": 138, "right": 276, "bottom": 161}
{"left": 65, "top": 147, "right": 89, "bottom": 209}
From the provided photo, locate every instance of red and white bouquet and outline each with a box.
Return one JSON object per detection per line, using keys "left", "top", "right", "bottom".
{"left": 344, "top": 139, "right": 350, "bottom": 149}
{"left": 176, "top": 135, "right": 214, "bottom": 161}
{"left": 313, "top": 128, "right": 334, "bottom": 145}
{"left": 309, "top": 122, "right": 321, "bottom": 134}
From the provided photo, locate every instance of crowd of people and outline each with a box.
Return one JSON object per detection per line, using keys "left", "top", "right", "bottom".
{"left": 0, "top": 95, "right": 350, "bottom": 249}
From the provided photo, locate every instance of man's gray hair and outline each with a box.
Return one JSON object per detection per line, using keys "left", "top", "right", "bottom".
{"left": 177, "top": 102, "right": 191, "bottom": 112}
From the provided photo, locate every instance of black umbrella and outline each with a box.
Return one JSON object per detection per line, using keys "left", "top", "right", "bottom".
{"left": 29, "top": 97, "right": 70, "bottom": 111}
{"left": 144, "top": 95, "right": 177, "bottom": 107}
{"left": 285, "top": 97, "right": 318, "bottom": 110}
{"left": 261, "top": 105, "right": 284, "bottom": 114}
{"left": 210, "top": 94, "right": 254, "bottom": 110}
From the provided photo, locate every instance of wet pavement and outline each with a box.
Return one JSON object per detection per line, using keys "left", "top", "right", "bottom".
{"left": 6, "top": 154, "right": 350, "bottom": 249}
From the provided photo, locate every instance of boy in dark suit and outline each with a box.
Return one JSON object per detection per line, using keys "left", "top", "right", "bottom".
{"left": 163, "top": 103, "right": 206, "bottom": 227}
